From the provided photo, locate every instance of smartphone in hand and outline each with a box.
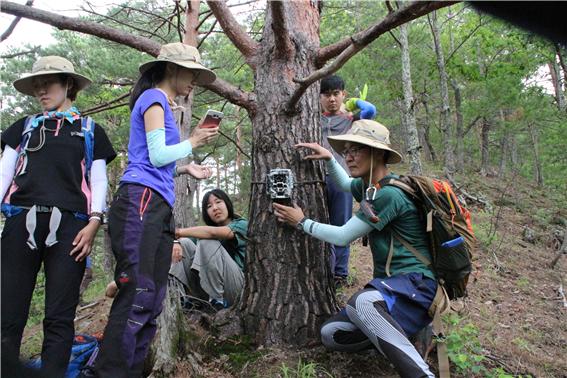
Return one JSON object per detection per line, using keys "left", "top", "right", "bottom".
{"left": 200, "top": 109, "right": 223, "bottom": 128}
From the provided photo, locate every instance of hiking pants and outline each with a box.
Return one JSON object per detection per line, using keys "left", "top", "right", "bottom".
{"left": 94, "top": 184, "right": 174, "bottom": 378}
{"left": 1, "top": 210, "right": 87, "bottom": 378}
{"left": 169, "top": 238, "right": 244, "bottom": 306}
{"left": 321, "top": 288, "right": 435, "bottom": 378}
{"left": 326, "top": 175, "right": 352, "bottom": 277}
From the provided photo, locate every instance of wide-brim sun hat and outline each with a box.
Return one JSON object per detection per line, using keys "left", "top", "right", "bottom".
{"left": 139, "top": 42, "right": 216, "bottom": 86}
{"left": 328, "top": 119, "right": 403, "bottom": 164}
{"left": 13, "top": 56, "right": 92, "bottom": 97}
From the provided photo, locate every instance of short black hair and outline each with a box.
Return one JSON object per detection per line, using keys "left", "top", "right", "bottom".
{"left": 320, "top": 75, "right": 345, "bottom": 94}
{"left": 201, "top": 189, "right": 236, "bottom": 226}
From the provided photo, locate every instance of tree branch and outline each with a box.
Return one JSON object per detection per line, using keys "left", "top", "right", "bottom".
{"left": 197, "top": 19, "right": 218, "bottom": 49}
{"left": 1, "top": 0, "right": 33, "bottom": 42}
{"left": 288, "top": 1, "right": 457, "bottom": 111}
{"left": 445, "top": 17, "right": 484, "bottom": 64}
{"left": 270, "top": 0, "right": 293, "bottom": 58}
{"left": 206, "top": 0, "right": 258, "bottom": 66}
{"left": 463, "top": 115, "right": 481, "bottom": 136}
{"left": 1, "top": 0, "right": 161, "bottom": 55}
{"left": 1, "top": 0, "right": 257, "bottom": 112}
{"left": 204, "top": 78, "right": 256, "bottom": 113}
{"left": 81, "top": 92, "right": 131, "bottom": 115}
{"left": 317, "top": 1, "right": 457, "bottom": 65}
{"left": 1, "top": 46, "right": 39, "bottom": 59}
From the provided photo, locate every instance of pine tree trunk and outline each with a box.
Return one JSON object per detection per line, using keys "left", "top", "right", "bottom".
{"left": 528, "top": 122, "right": 544, "bottom": 186}
{"left": 429, "top": 10, "right": 455, "bottom": 177}
{"left": 399, "top": 22, "right": 423, "bottom": 175}
{"left": 241, "top": 1, "right": 337, "bottom": 346}
{"left": 480, "top": 117, "right": 491, "bottom": 176}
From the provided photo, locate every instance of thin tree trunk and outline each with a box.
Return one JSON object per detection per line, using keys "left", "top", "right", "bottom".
{"left": 528, "top": 122, "right": 544, "bottom": 186}
{"left": 497, "top": 110, "right": 508, "bottom": 178}
{"left": 549, "top": 58, "right": 566, "bottom": 112}
{"left": 450, "top": 78, "right": 464, "bottom": 172}
{"left": 429, "top": 10, "right": 455, "bottom": 177}
{"left": 241, "top": 1, "right": 336, "bottom": 346}
{"left": 510, "top": 135, "right": 519, "bottom": 173}
{"left": 399, "top": 22, "right": 423, "bottom": 175}
{"left": 419, "top": 90, "right": 437, "bottom": 162}
{"left": 480, "top": 117, "right": 491, "bottom": 176}
{"left": 556, "top": 44, "right": 567, "bottom": 93}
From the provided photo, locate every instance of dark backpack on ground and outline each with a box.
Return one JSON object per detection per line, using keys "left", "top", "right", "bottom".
{"left": 26, "top": 333, "right": 98, "bottom": 378}
{"left": 382, "top": 175, "right": 476, "bottom": 300}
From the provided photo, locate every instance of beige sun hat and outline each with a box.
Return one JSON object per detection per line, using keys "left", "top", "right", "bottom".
{"left": 139, "top": 42, "right": 216, "bottom": 85}
{"left": 328, "top": 119, "right": 403, "bottom": 164}
{"left": 13, "top": 56, "right": 92, "bottom": 97}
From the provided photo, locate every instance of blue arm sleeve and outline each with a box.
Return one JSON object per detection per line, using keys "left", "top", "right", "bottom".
{"left": 356, "top": 99, "right": 377, "bottom": 120}
{"left": 302, "top": 216, "right": 372, "bottom": 246}
{"left": 146, "top": 128, "right": 193, "bottom": 167}
{"left": 327, "top": 158, "right": 352, "bottom": 192}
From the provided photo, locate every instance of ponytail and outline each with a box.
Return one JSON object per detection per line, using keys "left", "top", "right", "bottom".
{"left": 129, "top": 62, "right": 167, "bottom": 110}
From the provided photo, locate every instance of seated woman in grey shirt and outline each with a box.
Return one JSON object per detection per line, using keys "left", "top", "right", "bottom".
{"left": 170, "top": 189, "right": 248, "bottom": 311}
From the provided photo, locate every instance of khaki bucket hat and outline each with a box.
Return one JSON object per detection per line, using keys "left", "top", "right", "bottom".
{"left": 139, "top": 42, "right": 216, "bottom": 85}
{"left": 13, "top": 56, "right": 92, "bottom": 97}
{"left": 328, "top": 119, "right": 403, "bottom": 164}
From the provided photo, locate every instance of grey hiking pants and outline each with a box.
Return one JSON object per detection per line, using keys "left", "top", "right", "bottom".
{"left": 169, "top": 238, "right": 244, "bottom": 306}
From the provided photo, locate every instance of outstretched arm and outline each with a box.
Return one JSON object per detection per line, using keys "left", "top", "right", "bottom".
{"left": 273, "top": 203, "right": 371, "bottom": 246}
{"left": 176, "top": 225, "right": 235, "bottom": 240}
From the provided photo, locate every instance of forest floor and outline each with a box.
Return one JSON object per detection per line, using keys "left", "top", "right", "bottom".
{"left": 21, "top": 168, "right": 567, "bottom": 377}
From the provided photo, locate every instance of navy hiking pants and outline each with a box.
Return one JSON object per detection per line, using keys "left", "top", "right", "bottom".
{"left": 94, "top": 184, "right": 174, "bottom": 378}
{"left": 1, "top": 210, "right": 87, "bottom": 378}
{"left": 326, "top": 175, "right": 353, "bottom": 277}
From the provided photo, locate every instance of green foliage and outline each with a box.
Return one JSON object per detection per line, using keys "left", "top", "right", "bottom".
{"left": 444, "top": 313, "right": 487, "bottom": 375}
{"left": 280, "top": 359, "right": 333, "bottom": 378}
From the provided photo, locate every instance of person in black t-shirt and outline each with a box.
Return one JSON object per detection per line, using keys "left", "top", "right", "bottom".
{"left": 0, "top": 56, "right": 116, "bottom": 378}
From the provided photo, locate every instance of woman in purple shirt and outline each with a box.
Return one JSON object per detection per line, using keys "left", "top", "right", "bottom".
{"left": 93, "top": 43, "right": 218, "bottom": 377}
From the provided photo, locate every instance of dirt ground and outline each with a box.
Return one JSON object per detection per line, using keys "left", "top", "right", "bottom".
{"left": 21, "top": 173, "right": 567, "bottom": 377}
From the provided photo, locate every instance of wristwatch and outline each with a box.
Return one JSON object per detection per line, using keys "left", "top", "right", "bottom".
{"left": 296, "top": 217, "right": 307, "bottom": 231}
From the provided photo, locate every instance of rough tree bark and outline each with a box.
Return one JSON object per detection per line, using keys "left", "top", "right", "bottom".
{"left": 240, "top": 1, "right": 336, "bottom": 345}
{"left": 429, "top": 10, "right": 455, "bottom": 177}
{"left": 399, "top": 22, "right": 423, "bottom": 175}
